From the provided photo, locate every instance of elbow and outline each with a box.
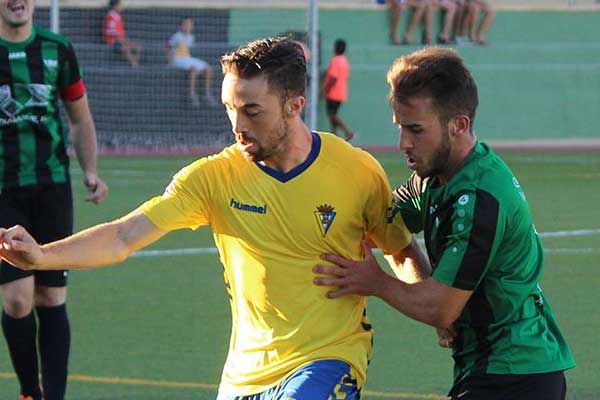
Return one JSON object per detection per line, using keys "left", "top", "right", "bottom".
{"left": 113, "top": 247, "right": 131, "bottom": 264}
{"left": 106, "top": 221, "right": 136, "bottom": 265}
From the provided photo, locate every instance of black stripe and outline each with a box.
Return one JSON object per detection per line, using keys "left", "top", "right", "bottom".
{"left": 454, "top": 189, "right": 499, "bottom": 290}
{"left": 467, "top": 284, "right": 494, "bottom": 375}
{"left": 57, "top": 42, "right": 81, "bottom": 87}
{"left": 451, "top": 324, "right": 465, "bottom": 372}
{"left": 0, "top": 46, "right": 20, "bottom": 186}
{"left": 26, "top": 37, "right": 44, "bottom": 83}
{"left": 361, "top": 307, "right": 372, "bottom": 331}
{"left": 55, "top": 42, "right": 75, "bottom": 180}
{"left": 26, "top": 36, "right": 53, "bottom": 185}
{"left": 52, "top": 106, "right": 69, "bottom": 182}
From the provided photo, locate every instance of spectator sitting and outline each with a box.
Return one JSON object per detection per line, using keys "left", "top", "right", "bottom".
{"left": 387, "top": 0, "right": 431, "bottom": 45}
{"left": 102, "top": 0, "right": 142, "bottom": 66}
{"left": 466, "top": 0, "right": 495, "bottom": 45}
{"left": 167, "top": 17, "right": 215, "bottom": 106}
{"left": 432, "top": 0, "right": 458, "bottom": 44}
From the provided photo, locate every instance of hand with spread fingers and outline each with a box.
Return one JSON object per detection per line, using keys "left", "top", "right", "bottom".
{"left": 0, "top": 225, "right": 44, "bottom": 270}
{"left": 313, "top": 240, "right": 390, "bottom": 299}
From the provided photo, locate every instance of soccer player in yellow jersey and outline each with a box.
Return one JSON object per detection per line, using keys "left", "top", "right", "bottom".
{"left": 0, "top": 37, "right": 429, "bottom": 400}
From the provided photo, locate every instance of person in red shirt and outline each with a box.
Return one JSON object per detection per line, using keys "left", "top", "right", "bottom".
{"left": 322, "top": 39, "right": 354, "bottom": 141}
{"left": 103, "top": 0, "right": 141, "bottom": 66}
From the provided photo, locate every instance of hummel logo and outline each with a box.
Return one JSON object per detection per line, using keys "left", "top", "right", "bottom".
{"left": 230, "top": 198, "right": 267, "bottom": 214}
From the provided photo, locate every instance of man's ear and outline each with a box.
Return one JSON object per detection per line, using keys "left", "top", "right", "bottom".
{"left": 449, "top": 115, "right": 471, "bottom": 138}
{"left": 285, "top": 95, "right": 306, "bottom": 118}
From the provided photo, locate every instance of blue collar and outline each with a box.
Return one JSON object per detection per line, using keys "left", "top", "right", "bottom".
{"left": 255, "top": 132, "right": 321, "bottom": 183}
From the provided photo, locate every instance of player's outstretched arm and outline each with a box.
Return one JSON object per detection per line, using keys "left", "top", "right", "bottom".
{"left": 0, "top": 212, "right": 167, "bottom": 271}
{"left": 313, "top": 240, "right": 472, "bottom": 329}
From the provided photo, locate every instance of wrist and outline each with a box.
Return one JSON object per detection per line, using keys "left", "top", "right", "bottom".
{"left": 377, "top": 273, "right": 397, "bottom": 300}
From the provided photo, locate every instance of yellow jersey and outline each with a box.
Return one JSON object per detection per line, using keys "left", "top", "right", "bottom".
{"left": 138, "top": 132, "right": 411, "bottom": 396}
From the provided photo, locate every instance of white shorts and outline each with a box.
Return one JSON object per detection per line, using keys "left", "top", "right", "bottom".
{"left": 173, "top": 56, "right": 208, "bottom": 72}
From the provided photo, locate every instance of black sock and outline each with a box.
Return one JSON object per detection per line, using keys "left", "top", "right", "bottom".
{"left": 1, "top": 310, "right": 42, "bottom": 399}
{"left": 36, "top": 304, "right": 70, "bottom": 400}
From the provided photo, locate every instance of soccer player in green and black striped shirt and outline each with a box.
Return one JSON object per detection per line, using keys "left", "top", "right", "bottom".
{"left": 314, "top": 48, "right": 575, "bottom": 400}
{"left": 0, "top": 1, "right": 108, "bottom": 399}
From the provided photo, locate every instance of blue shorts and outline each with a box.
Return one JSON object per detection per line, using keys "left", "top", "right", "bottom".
{"left": 217, "top": 359, "right": 360, "bottom": 400}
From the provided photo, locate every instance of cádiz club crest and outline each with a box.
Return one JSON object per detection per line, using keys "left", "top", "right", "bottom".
{"left": 315, "top": 204, "right": 336, "bottom": 237}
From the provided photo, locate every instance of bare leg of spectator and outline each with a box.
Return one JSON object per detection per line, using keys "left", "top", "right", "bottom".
{"left": 474, "top": 0, "right": 495, "bottom": 45}
{"left": 460, "top": 3, "right": 472, "bottom": 37}
{"left": 468, "top": 2, "right": 481, "bottom": 42}
{"left": 121, "top": 46, "right": 138, "bottom": 67}
{"left": 130, "top": 43, "right": 141, "bottom": 65}
{"left": 422, "top": 2, "right": 434, "bottom": 44}
{"left": 204, "top": 66, "right": 216, "bottom": 105}
{"left": 450, "top": 3, "right": 466, "bottom": 41}
{"left": 189, "top": 68, "right": 200, "bottom": 106}
{"left": 388, "top": 0, "right": 403, "bottom": 45}
{"left": 404, "top": 0, "right": 428, "bottom": 44}
{"left": 438, "top": 2, "right": 456, "bottom": 44}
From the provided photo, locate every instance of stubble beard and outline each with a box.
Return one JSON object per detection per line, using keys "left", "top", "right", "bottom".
{"left": 420, "top": 128, "right": 451, "bottom": 179}
{"left": 245, "top": 118, "right": 289, "bottom": 163}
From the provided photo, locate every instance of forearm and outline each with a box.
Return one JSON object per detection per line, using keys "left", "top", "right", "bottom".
{"left": 377, "top": 277, "right": 452, "bottom": 328}
{"left": 66, "top": 94, "right": 99, "bottom": 176}
{"left": 38, "top": 213, "right": 165, "bottom": 270}
{"left": 71, "top": 117, "right": 98, "bottom": 175}
{"left": 39, "top": 220, "right": 132, "bottom": 269}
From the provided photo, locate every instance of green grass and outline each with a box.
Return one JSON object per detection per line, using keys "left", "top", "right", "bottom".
{"left": 1, "top": 150, "right": 599, "bottom": 399}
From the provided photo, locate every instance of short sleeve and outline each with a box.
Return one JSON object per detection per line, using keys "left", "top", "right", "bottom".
{"left": 432, "top": 189, "right": 502, "bottom": 290}
{"left": 363, "top": 155, "right": 412, "bottom": 253}
{"left": 59, "top": 42, "right": 85, "bottom": 101}
{"left": 137, "top": 160, "right": 212, "bottom": 231}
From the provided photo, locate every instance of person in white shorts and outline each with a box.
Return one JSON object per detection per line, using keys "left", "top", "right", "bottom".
{"left": 167, "top": 17, "right": 215, "bottom": 106}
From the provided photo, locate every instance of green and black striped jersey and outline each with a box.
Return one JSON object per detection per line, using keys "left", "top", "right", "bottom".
{"left": 0, "top": 25, "right": 85, "bottom": 189}
{"left": 391, "top": 141, "right": 575, "bottom": 388}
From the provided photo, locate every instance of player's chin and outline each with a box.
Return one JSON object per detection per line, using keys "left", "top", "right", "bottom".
{"left": 241, "top": 149, "right": 265, "bottom": 163}
{"left": 240, "top": 150, "right": 257, "bottom": 161}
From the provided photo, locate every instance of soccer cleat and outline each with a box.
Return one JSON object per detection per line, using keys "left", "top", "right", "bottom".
{"left": 19, "top": 385, "right": 43, "bottom": 400}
